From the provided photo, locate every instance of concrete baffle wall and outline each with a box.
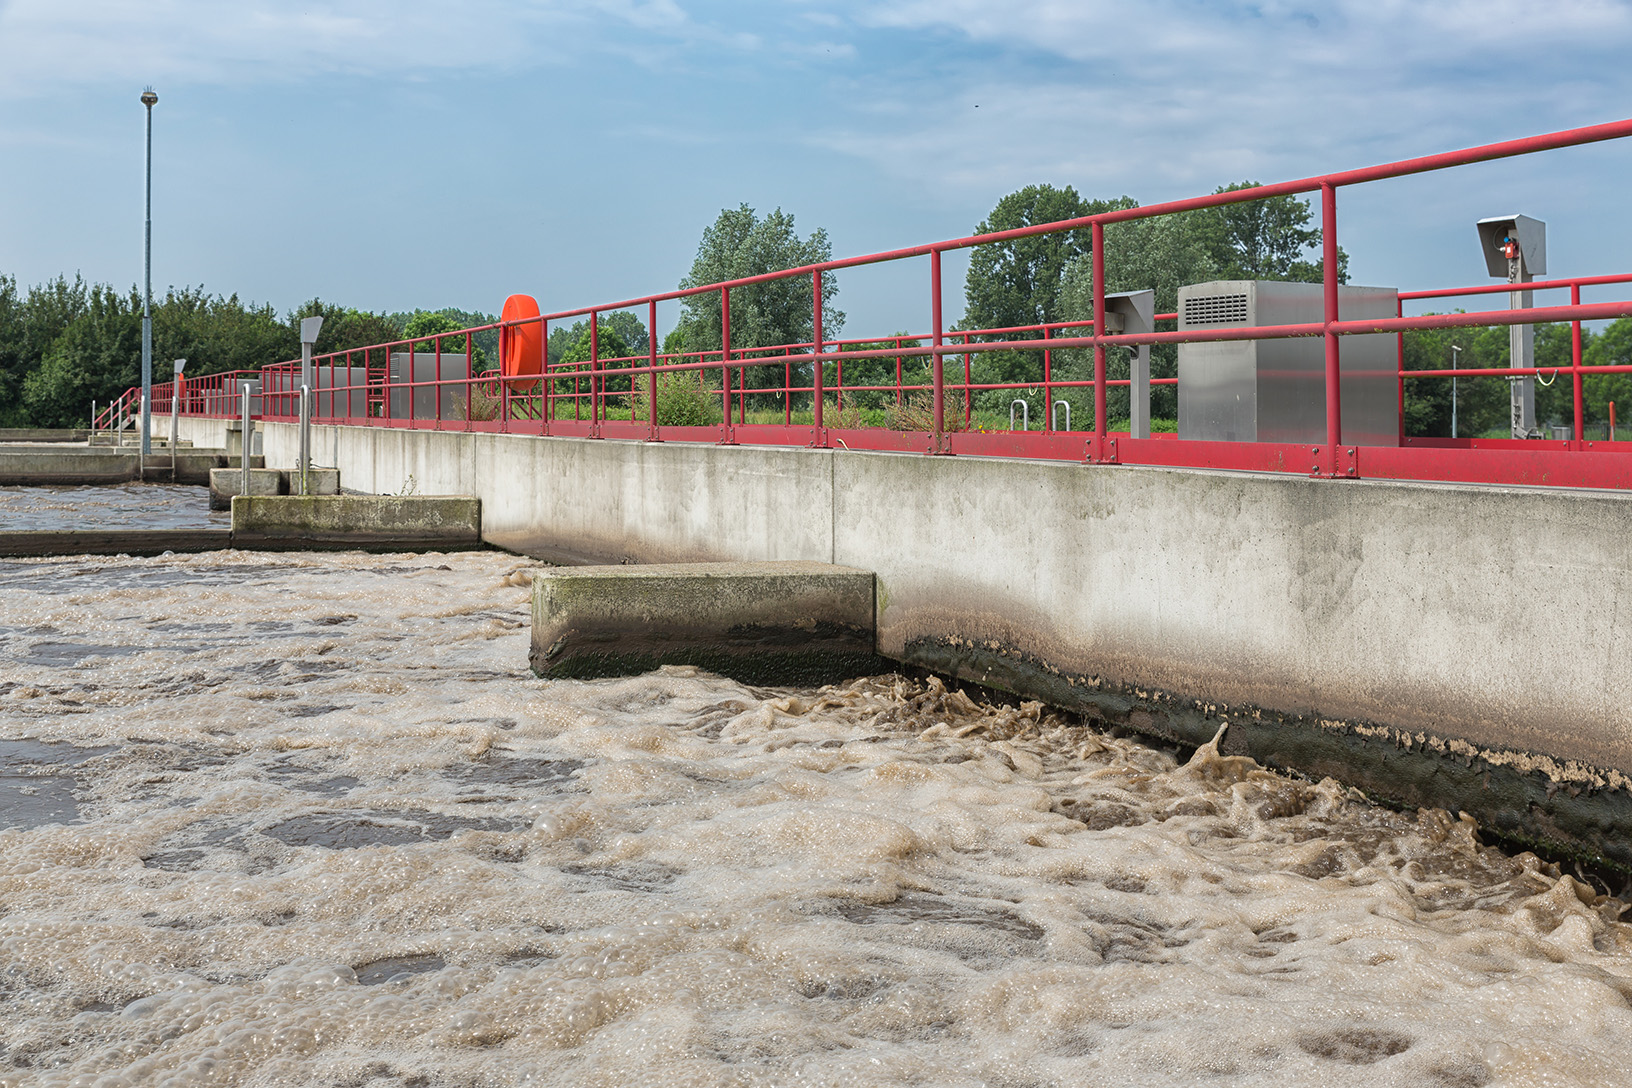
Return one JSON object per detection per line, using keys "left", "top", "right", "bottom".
{"left": 231, "top": 494, "right": 482, "bottom": 552}
{"left": 532, "top": 561, "right": 883, "bottom": 686}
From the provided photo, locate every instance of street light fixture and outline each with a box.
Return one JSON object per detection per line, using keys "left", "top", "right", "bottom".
{"left": 140, "top": 87, "right": 158, "bottom": 456}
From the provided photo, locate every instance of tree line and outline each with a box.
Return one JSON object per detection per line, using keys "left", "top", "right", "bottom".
{"left": 6, "top": 183, "right": 1628, "bottom": 435}
{"left": 0, "top": 275, "right": 495, "bottom": 428}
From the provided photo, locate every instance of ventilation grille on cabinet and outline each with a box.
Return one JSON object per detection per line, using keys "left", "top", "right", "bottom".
{"left": 1182, "top": 293, "right": 1249, "bottom": 326}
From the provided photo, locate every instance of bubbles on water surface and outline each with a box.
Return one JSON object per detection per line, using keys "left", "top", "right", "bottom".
{"left": 1, "top": 549, "right": 1631, "bottom": 1087}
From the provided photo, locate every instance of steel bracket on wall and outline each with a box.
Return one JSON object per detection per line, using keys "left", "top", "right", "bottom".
{"left": 1086, "top": 437, "right": 1119, "bottom": 464}
{"left": 1312, "top": 445, "right": 1362, "bottom": 478}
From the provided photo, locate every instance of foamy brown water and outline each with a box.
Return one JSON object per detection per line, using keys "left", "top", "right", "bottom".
{"left": 2, "top": 550, "right": 1630, "bottom": 1088}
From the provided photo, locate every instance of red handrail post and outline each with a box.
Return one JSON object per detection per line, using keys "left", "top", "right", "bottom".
{"left": 1572, "top": 283, "right": 1585, "bottom": 446}
{"left": 931, "top": 248, "right": 945, "bottom": 452}
{"left": 590, "top": 310, "right": 601, "bottom": 438}
{"left": 813, "top": 271, "right": 825, "bottom": 440}
{"left": 435, "top": 333, "right": 443, "bottom": 429}
{"left": 1321, "top": 181, "right": 1344, "bottom": 477}
{"left": 1396, "top": 298, "right": 1406, "bottom": 445}
{"left": 963, "top": 332, "right": 972, "bottom": 425}
{"left": 541, "top": 317, "right": 551, "bottom": 436}
{"left": 895, "top": 336, "right": 903, "bottom": 410}
{"left": 1090, "top": 220, "right": 1109, "bottom": 461}
{"left": 1042, "top": 325, "right": 1053, "bottom": 433}
{"left": 720, "top": 289, "right": 735, "bottom": 444}
{"left": 647, "top": 299, "right": 660, "bottom": 441}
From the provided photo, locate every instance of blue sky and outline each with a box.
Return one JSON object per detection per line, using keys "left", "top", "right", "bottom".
{"left": 2, "top": 0, "right": 1629, "bottom": 338}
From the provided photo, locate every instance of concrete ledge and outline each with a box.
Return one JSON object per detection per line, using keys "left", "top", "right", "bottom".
{"left": 0, "top": 446, "right": 231, "bottom": 485}
{"left": 530, "top": 560, "right": 884, "bottom": 685}
{"left": 278, "top": 468, "right": 340, "bottom": 496}
{"left": 209, "top": 468, "right": 285, "bottom": 510}
{"left": 231, "top": 494, "right": 482, "bottom": 552}
{"left": 0, "top": 448, "right": 139, "bottom": 484}
{"left": 0, "top": 429, "right": 90, "bottom": 442}
{"left": 0, "top": 530, "right": 232, "bottom": 557}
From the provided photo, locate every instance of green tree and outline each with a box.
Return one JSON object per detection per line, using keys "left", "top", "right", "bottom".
{"left": 1198, "top": 182, "right": 1349, "bottom": 284}
{"left": 1051, "top": 211, "right": 1223, "bottom": 423}
{"left": 151, "top": 286, "right": 290, "bottom": 378}
{"left": 1582, "top": 318, "right": 1632, "bottom": 437}
{"left": 390, "top": 308, "right": 498, "bottom": 367}
{"left": 20, "top": 284, "right": 141, "bottom": 427}
{"left": 833, "top": 334, "right": 926, "bottom": 411}
{"left": 0, "top": 274, "right": 92, "bottom": 425}
{"left": 290, "top": 300, "right": 403, "bottom": 362}
{"left": 557, "top": 321, "right": 637, "bottom": 401}
{"left": 677, "top": 204, "right": 842, "bottom": 397}
{"left": 547, "top": 312, "right": 649, "bottom": 366}
{"left": 960, "top": 186, "right": 1136, "bottom": 412}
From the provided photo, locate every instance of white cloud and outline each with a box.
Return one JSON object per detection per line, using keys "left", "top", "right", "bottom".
{"left": 809, "top": 0, "right": 1632, "bottom": 205}
{"left": 0, "top": 0, "right": 701, "bottom": 94}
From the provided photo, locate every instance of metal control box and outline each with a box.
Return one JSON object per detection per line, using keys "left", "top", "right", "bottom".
{"left": 315, "top": 367, "right": 368, "bottom": 420}
{"left": 1177, "top": 280, "right": 1399, "bottom": 446}
{"left": 388, "top": 353, "right": 470, "bottom": 422}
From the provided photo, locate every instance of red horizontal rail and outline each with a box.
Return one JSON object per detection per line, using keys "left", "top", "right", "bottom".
{"left": 118, "top": 117, "right": 1632, "bottom": 484}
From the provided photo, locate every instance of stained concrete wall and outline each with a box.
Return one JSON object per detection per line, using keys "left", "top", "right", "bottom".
{"left": 174, "top": 415, "right": 1632, "bottom": 861}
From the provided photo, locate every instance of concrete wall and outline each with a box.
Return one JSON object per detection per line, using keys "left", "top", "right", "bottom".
{"left": 177, "top": 415, "right": 1632, "bottom": 862}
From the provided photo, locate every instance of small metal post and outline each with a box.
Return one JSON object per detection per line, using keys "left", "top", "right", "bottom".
{"left": 298, "top": 316, "right": 322, "bottom": 483}
{"left": 1010, "top": 399, "right": 1029, "bottom": 431}
{"left": 1131, "top": 342, "right": 1151, "bottom": 440}
{"left": 240, "top": 381, "right": 252, "bottom": 501}
{"left": 1509, "top": 258, "right": 1536, "bottom": 437}
{"left": 299, "top": 385, "right": 312, "bottom": 496}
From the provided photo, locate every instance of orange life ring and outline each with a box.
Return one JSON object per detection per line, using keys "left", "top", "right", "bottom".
{"left": 500, "top": 294, "right": 543, "bottom": 391}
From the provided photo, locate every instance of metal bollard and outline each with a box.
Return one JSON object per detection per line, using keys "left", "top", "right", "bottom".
{"left": 240, "top": 382, "right": 252, "bottom": 503}
{"left": 170, "top": 384, "right": 179, "bottom": 477}
{"left": 298, "top": 384, "right": 312, "bottom": 496}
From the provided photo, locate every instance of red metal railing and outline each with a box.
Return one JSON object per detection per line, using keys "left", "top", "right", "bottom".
{"left": 123, "top": 118, "right": 1632, "bottom": 489}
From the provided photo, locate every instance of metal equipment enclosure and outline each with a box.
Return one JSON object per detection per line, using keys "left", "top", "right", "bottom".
{"left": 387, "top": 353, "right": 471, "bottom": 422}
{"left": 315, "top": 367, "right": 368, "bottom": 420}
{"left": 1176, "top": 280, "right": 1400, "bottom": 446}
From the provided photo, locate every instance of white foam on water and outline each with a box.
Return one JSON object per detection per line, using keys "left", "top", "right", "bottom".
{"left": 2, "top": 550, "right": 1630, "bottom": 1087}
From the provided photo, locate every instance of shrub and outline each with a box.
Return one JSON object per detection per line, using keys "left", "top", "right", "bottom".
{"left": 631, "top": 370, "right": 722, "bottom": 427}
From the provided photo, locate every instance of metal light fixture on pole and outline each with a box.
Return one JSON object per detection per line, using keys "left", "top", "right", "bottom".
{"left": 298, "top": 316, "right": 323, "bottom": 496}
{"left": 1475, "top": 215, "right": 1546, "bottom": 438}
{"left": 1450, "top": 344, "right": 1462, "bottom": 439}
{"left": 140, "top": 87, "right": 158, "bottom": 456}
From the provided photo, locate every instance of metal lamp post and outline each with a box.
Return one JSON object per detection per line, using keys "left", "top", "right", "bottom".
{"left": 140, "top": 87, "right": 158, "bottom": 455}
